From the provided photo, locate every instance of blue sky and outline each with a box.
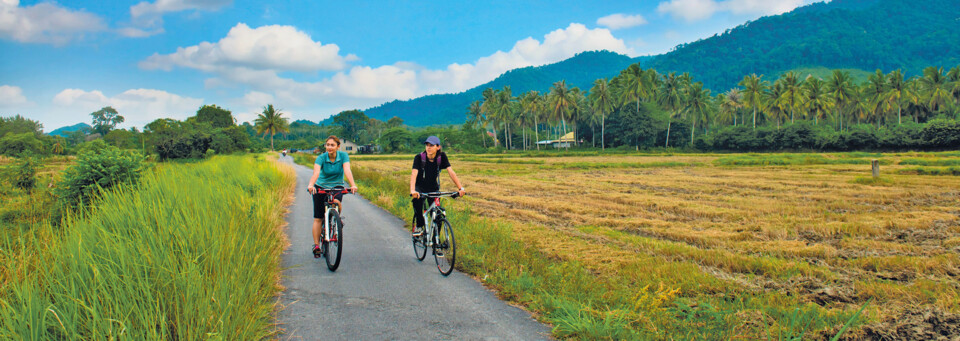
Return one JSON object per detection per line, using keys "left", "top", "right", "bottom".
{"left": 0, "top": 0, "right": 821, "bottom": 131}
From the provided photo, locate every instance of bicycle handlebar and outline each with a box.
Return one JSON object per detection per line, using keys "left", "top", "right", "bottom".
{"left": 411, "top": 191, "right": 461, "bottom": 199}
{"left": 311, "top": 186, "right": 352, "bottom": 195}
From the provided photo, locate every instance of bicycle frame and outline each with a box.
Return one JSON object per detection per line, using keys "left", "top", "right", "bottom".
{"left": 415, "top": 191, "right": 459, "bottom": 244}
{"left": 316, "top": 187, "right": 349, "bottom": 242}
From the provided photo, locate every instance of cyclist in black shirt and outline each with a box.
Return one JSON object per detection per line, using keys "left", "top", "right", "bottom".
{"left": 410, "top": 135, "right": 465, "bottom": 236}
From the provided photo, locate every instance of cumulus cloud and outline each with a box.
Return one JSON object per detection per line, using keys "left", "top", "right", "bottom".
{"left": 657, "top": 0, "right": 815, "bottom": 22}
{"left": 597, "top": 13, "right": 648, "bottom": 30}
{"left": 53, "top": 88, "right": 202, "bottom": 127}
{"left": 0, "top": 85, "right": 27, "bottom": 106}
{"left": 146, "top": 23, "right": 631, "bottom": 113}
{"left": 140, "top": 23, "right": 356, "bottom": 73}
{"left": 0, "top": 0, "right": 106, "bottom": 44}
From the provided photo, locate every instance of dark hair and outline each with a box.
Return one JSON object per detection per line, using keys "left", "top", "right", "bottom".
{"left": 325, "top": 135, "right": 341, "bottom": 147}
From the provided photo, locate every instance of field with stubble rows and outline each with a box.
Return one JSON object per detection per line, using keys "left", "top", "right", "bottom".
{"left": 350, "top": 151, "right": 960, "bottom": 339}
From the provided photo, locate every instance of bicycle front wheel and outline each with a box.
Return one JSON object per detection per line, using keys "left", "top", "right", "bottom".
{"left": 433, "top": 219, "right": 456, "bottom": 276}
{"left": 325, "top": 209, "right": 343, "bottom": 271}
{"left": 412, "top": 214, "right": 427, "bottom": 261}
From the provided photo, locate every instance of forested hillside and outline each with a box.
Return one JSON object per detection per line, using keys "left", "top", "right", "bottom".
{"left": 647, "top": 0, "right": 960, "bottom": 91}
{"left": 364, "top": 0, "right": 959, "bottom": 126}
{"left": 363, "top": 51, "right": 639, "bottom": 126}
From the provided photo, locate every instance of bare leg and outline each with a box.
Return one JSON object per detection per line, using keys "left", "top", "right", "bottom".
{"left": 312, "top": 218, "right": 323, "bottom": 245}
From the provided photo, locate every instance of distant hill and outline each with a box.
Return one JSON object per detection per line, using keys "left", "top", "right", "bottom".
{"left": 646, "top": 0, "right": 959, "bottom": 91}
{"left": 363, "top": 0, "right": 959, "bottom": 126}
{"left": 363, "top": 50, "right": 643, "bottom": 126}
{"left": 292, "top": 119, "right": 318, "bottom": 126}
{"left": 48, "top": 123, "right": 92, "bottom": 136}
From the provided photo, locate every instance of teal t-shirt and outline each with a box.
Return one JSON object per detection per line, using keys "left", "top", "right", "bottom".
{"left": 314, "top": 151, "right": 350, "bottom": 187}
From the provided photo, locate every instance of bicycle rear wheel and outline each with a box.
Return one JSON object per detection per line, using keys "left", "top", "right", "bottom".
{"left": 325, "top": 209, "right": 343, "bottom": 271}
{"left": 433, "top": 219, "right": 456, "bottom": 276}
{"left": 412, "top": 214, "right": 427, "bottom": 261}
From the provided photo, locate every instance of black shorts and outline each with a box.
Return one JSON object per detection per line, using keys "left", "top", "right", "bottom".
{"left": 312, "top": 186, "right": 344, "bottom": 219}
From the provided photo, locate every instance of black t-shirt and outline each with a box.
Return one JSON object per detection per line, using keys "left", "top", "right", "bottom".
{"left": 412, "top": 151, "right": 451, "bottom": 192}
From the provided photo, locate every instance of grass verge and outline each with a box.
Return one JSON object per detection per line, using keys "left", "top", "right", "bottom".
{"left": 0, "top": 154, "right": 294, "bottom": 339}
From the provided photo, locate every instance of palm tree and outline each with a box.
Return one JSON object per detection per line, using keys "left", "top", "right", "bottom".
{"left": 739, "top": 74, "right": 767, "bottom": 130}
{"left": 254, "top": 104, "right": 289, "bottom": 151}
{"left": 919, "top": 66, "right": 950, "bottom": 115}
{"left": 618, "top": 64, "right": 645, "bottom": 115}
{"left": 522, "top": 91, "right": 546, "bottom": 150}
{"left": 720, "top": 89, "right": 743, "bottom": 126}
{"left": 548, "top": 80, "right": 577, "bottom": 147}
{"left": 885, "top": 70, "right": 906, "bottom": 125}
{"left": 480, "top": 88, "right": 499, "bottom": 147}
{"left": 467, "top": 100, "right": 487, "bottom": 148}
{"left": 779, "top": 71, "right": 802, "bottom": 123}
{"left": 493, "top": 87, "right": 516, "bottom": 150}
{"left": 826, "top": 70, "right": 854, "bottom": 131}
{"left": 658, "top": 72, "right": 684, "bottom": 147}
{"left": 848, "top": 85, "right": 869, "bottom": 126}
{"left": 905, "top": 77, "right": 924, "bottom": 123}
{"left": 684, "top": 82, "right": 711, "bottom": 144}
{"left": 766, "top": 82, "right": 788, "bottom": 129}
{"left": 588, "top": 78, "right": 613, "bottom": 150}
{"left": 864, "top": 70, "right": 888, "bottom": 128}
{"left": 802, "top": 76, "right": 828, "bottom": 125}
{"left": 947, "top": 65, "right": 960, "bottom": 107}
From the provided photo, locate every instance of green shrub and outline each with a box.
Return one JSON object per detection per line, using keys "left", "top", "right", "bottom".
{"left": 57, "top": 143, "right": 146, "bottom": 208}
{"left": 9, "top": 155, "right": 38, "bottom": 191}
{"left": 921, "top": 119, "right": 960, "bottom": 149}
{"left": 0, "top": 132, "right": 44, "bottom": 157}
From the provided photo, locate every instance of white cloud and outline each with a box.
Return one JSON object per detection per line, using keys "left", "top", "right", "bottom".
{"left": 131, "top": 0, "right": 232, "bottom": 18}
{"left": 597, "top": 13, "right": 648, "bottom": 30}
{"left": 724, "top": 0, "right": 810, "bottom": 15}
{"left": 53, "top": 88, "right": 202, "bottom": 127}
{"left": 0, "top": 85, "right": 27, "bottom": 107}
{"left": 657, "top": 0, "right": 816, "bottom": 22}
{"left": 657, "top": 0, "right": 721, "bottom": 22}
{"left": 0, "top": 0, "right": 106, "bottom": 44}
{"left": 146, "top": 23, "right": 632, "bottom": 115}
{"left": 124, "top": 0, "right": 231, "bottom": 37}
{"left": 140, "top": 23, "right": 355, "bottom": 73}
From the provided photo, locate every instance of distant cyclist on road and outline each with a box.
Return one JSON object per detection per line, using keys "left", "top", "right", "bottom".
{"left": 410, "top": 135, "right": 465, "bottom": 237}
{"left": 307, "top": 135, "right": 358, "bottom": 257}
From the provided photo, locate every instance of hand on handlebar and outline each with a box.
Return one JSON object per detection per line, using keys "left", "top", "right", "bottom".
{"left": 410, "top": 191, "right": 420, "bottom": 199}
{"left": 307, "top": 186, "right": 316, "bottom": 195}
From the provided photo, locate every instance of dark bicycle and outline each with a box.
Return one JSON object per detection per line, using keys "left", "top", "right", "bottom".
{"left": 411, "top": 191, "right": 460, "bottom": 276}
{"left": 314, "top": 186, "right": 350, "bottom": 271}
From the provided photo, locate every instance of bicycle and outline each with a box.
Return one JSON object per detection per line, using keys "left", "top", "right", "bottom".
{"left": 410, "top": 191, "right": 460, "bottom": 276}
{"left": 312, "top": 186, "right": 350, "bottom": 271}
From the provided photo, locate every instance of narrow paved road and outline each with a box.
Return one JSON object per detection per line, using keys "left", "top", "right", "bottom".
{"left": 276, "top": 155, "right": 551, "bottom": 340}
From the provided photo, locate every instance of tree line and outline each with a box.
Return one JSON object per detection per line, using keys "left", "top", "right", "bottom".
{"left": 468, "top": 63, "right": 960, "bottom": 152}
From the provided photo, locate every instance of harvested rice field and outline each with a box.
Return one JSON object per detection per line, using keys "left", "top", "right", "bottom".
{"left": 354, "top": 151, "right": 960, "bottom": 339}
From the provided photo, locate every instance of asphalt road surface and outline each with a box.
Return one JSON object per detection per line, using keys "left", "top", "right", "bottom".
{"left": 276, "top": 155, "right": 552, "bottom": 340}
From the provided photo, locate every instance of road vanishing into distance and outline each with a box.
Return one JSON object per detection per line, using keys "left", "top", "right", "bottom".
{"left": 276, "top": 156, "right": 551, "bottom": 340}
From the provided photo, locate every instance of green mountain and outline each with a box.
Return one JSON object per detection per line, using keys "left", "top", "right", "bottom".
{"left": 48, "top": 123, "right": 92, "bottom": 137}
{"left": 647, "top": 0, "right": 959, "bottom": 91}
{"left": 364, "top": 0, "right": 958, "bottom": 126}
{"left": 364, "top": 51, "right": 641, "bottom": 126}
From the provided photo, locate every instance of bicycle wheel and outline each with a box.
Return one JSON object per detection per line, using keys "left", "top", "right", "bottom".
{"left": 433, "top": 218, "right": 456, "bottom": 276}
{"left": 412, "top": 214, "right": 427, "bottom": 261}
{"left": 325, "top": 209, "right": 343, "bottom": 271}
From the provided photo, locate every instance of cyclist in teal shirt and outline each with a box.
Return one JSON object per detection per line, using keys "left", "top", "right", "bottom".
{"left": 307, "top": 135, "right": 358, "bottom": 257}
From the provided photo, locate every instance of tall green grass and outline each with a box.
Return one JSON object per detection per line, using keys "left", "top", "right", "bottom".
{"left": 0, "top": 155, "right": 293, "bottom": 339}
